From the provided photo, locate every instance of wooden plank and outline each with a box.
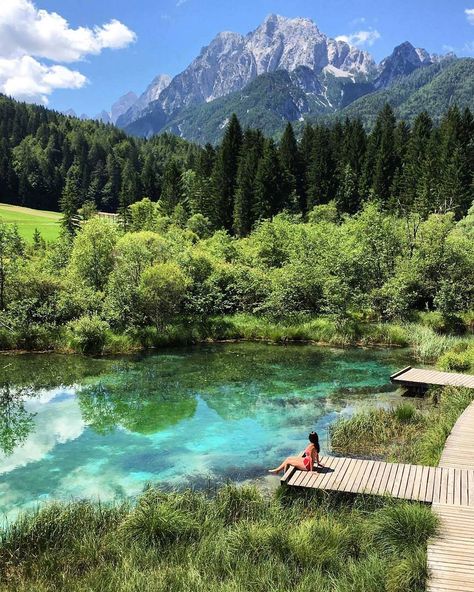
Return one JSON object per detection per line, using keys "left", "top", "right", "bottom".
{"left": 330, "top": 457, "right": 354, "bottom": 492}
{"left": 389, "top": 463, "right": 404, "bottom": 498}
{"left": 355, "top": 460, "right": 377, "bottom": 494}
{"left": 315, "top": 457, "right": 342, "bottom": 491}
{"left": 425, "top": 467, "right": 437, "bottom": 503}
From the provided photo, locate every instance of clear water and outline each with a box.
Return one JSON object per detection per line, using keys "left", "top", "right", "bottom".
{"left": 0, "top": 343, "right": 411, "bottom": 521}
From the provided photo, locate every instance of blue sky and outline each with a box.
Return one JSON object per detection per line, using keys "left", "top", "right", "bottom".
{"left": 2, "top": 0, "right": 474, "bottom": 115}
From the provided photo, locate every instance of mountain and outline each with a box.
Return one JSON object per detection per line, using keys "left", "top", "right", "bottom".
{"left": 154, "top": 14, "right": 375, "bottom": 119}
{"left": 120, "top": 15, "right": 461, "bottom": 143}
{"left": 110, "top": 91, "right": 138, "bottom": 123}
{"left": 94, "top": 110, "right": 112, "bottom": 124}
{"left": 62, "top": 109, "right": 89, "bottom": 120}
{"left": 375, "top": 41, "right": 441, "bottom": 89}
{"left": 332, "top": 57, "right": 474, "bottom": 127}
{"left": 117, "top": 75, "right": 171, "bottom": 127}
{"left": 121, "top": 14, "right": 375, "bottom": 133}
{"left": 127, "top": 68, "right": 373, "bottom": 144}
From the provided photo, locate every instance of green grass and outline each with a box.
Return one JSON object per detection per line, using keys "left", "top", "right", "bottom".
{"left": 0, "top": 203, "right": 61, "bottom": 241}
{"left": 330, "top": 386, "right": 474, "bottom": 466}
{"left": 0, "top": 485, "right": 438, "bottom": 592}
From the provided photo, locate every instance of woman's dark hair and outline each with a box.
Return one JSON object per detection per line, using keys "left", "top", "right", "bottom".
{"left": 309, "top": 431, "right": 320, "bottom": 453}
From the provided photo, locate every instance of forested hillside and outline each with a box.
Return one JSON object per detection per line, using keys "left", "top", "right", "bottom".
{"left": 0, "top": 95, "right": 199, "bottom": 212}
{"left": 0, "top": 94, "right": 473, "bottom": 235}
{"left": 127, "top": 57, "right": 474, "bottom": 144}
{"left": 333, "top": 58, "right": 474, "bottom": 128}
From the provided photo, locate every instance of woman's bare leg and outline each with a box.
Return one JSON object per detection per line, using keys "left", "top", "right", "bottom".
{"left": 269, "top": 456, "right": 307, "bottom": 474}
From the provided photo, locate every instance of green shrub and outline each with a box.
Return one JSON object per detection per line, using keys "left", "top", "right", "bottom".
{"left": 408, "top": 325, "right": 460, "bottom": 363}
{"left": 120, "top": 489, "right": 200, "bottom": 547}
{"left": 386, "top": 547, "right": 428, "bottom": 592}
{"left": 394, "top": 402, "right": 418, "bottom": 423}
{"left": 288, "top": 516, "right": 359, "bottom": 571}
{"left": 68, "top": 315, "right": 109, "bottom": 355}
{"left": 372, "top": 503, "right": 438, "bottom": 555}
{"left": 214, "top": 484, "right": 267, "bottom": 525}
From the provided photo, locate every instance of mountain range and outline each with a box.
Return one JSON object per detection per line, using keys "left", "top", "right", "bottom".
{"left": 89, "top": 14, "right": 473, "bottom": 143}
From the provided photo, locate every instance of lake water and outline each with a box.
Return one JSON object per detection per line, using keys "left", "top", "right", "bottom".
{"left": 0, "top": 343, "right": 411, "bottom": 521}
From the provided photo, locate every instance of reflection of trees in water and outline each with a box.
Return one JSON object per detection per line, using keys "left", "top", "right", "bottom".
{"left": 78, "top": 364, "right": 198, "bottom": 435}
{"left": 77, "top": 345, "right": 330, "bottom": 431}
{"left": 0, "top": 384, "right": 36, "bottom": 456}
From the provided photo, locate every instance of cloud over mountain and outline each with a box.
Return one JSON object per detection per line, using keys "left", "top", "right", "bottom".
{"left": 0, "top": 0, "right": 136, "bottom": 103}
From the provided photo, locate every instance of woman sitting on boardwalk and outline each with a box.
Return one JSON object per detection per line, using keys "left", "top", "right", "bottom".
{"left": 269, "top": 432, "right": 323, "bottom": 474}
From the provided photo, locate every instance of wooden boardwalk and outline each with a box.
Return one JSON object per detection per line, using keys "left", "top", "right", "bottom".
{"left": 282, "top": 456, "right": 474, "bottom": 505}
{"left": 391, "top": 366, "right": 474, "bottom": 390}
{"left": 427, "top": 401, "right": 474, "bottom": 592}
{"left": 282, "top": 367, "right": 474, "bottom": 590}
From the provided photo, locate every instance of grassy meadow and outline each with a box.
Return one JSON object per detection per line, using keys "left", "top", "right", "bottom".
{"left": 0, "top": 203, "right": 61, "bottom": 241}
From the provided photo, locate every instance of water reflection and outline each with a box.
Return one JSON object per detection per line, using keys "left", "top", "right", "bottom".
{"left": 0, "top": 385, "right": 36, "bottom": 455}
{"left": 0, "top": 343, "right": 411, "bottom": 520}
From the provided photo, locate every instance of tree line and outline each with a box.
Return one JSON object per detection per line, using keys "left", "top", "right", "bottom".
{"left": 0, "top": 94, "right": 472, "bottom": 235}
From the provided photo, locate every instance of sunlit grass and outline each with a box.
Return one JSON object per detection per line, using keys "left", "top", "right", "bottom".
{"left": 0, "top": 203, "right": 61, "bottom": 242}
{"left": 0, "top": 485, "right": 436, "bottom": 592}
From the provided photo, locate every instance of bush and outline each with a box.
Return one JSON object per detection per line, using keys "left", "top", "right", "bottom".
{"left": 437, "top": 342, "right": 474, "bottom": 372}
{"left": 68, "top": 315, "right": 109, "bottom": 355}
{"left": 408, "top": 325, "right": 460, "bottom": 363}
{"left": 120, "top": 489, "right": 200, "bottom": 548}
{"left": 214, "top": 484, "right": 267, "bottom": 525}
{"left": 372, "top": 503, "right": 438, "bottom": 555}
{"left": 386, "top": 547, "right": 428, "bottom": 592}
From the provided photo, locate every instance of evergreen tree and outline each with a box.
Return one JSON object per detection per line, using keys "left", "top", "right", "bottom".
{"left": 371, "top": 104, "right": 398, "bottom": 205}
{"left": 211, "top": 114, "right": 243, "bottom": 230}
{"left": 397, "top": 112, "right": 433, "bottom": 216}
{"left": 196, "top": 144, "right": 216, "bottom": 178}
{"left": 233, "top": 131, "right": 264, "bottom": 237}
{"left": 253, "top": 139, "right": 286, "bottom": 222}
{"left": 160, "top": 158, "right": 182, "bottom": 215}
{"left": 279, "top": 123, "right": 304, "bottom": 212}
{"left": 60, "top": 160, "right": 82, "bottom": 234}
{"left": 306, "top": 126, "right": 335, "bottom": 210}
{"left": 118, "top": 162, "right": 140, "bottom": 229}
{"left": 336, "top": 163, "right": 359, "bottom": 214}
{"left": 103, "top": 153, "right": 121, "bottom": 211}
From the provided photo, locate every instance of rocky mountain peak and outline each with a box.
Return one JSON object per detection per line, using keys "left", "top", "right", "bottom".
{"left": 375, "top": 41, "right": 433, "bottom": 89}
{"left": 111, "top": 91, "right": 138, "bottom": 123}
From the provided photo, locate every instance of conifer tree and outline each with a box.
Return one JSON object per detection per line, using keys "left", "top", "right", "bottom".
{"left": 60, "top": 160, "right": 82, "bottom": 234}
{"left": 197, "top": 144, "right": 216, "bottom": 178}
{"left": 253, "top": 139, "right": 285, "bottom": 222}
{"left": 306, "top": 126, "right": 335, "bottom": 210}
{"left": 118, "top": 162, "right": 140, "bottom": 229}
{"left": 370, "top": 104, "right": 398, "bottom": 205}
{"left": 279, "top": 123, "right": 303, "bottom": 212}
{"left": 397, "top": 112, "right": 433, "bottom": 215}
{"left": 160, "top": 158, "right": 182, "bottom": 215}
{"left": 211, "top": 114, "right": 243, "bottom": 230}
{"left": 233, "top": 130, "right": 264, "bottom": 237}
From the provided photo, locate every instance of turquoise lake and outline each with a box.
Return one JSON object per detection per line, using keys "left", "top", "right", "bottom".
{"left": 0, "top": 343, "right": 411, "bottom": 521}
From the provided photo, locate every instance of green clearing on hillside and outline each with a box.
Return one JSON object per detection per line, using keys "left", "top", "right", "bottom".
{"left": 0, "top": 203, "right": 61, "bottom": 241}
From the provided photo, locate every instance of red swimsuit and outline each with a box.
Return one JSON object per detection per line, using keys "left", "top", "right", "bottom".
{"left": 303, "top": 445, "right": 313, "bottom": 471}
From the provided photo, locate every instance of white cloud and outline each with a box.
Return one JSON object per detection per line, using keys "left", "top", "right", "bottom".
{"left": 176, "top": 0, "right": 189, "bottom": 6}
{"left": 465, "top": 8, "right": 474, "bottom": 25}
{"left": 0, "top": 0, "right": 136, "bottom": 103}
{"left": 336, "top": 29, "right": 381, "bottom": 48}
{"left": 0, "top": 56, "right": 86, "bottom": 104}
